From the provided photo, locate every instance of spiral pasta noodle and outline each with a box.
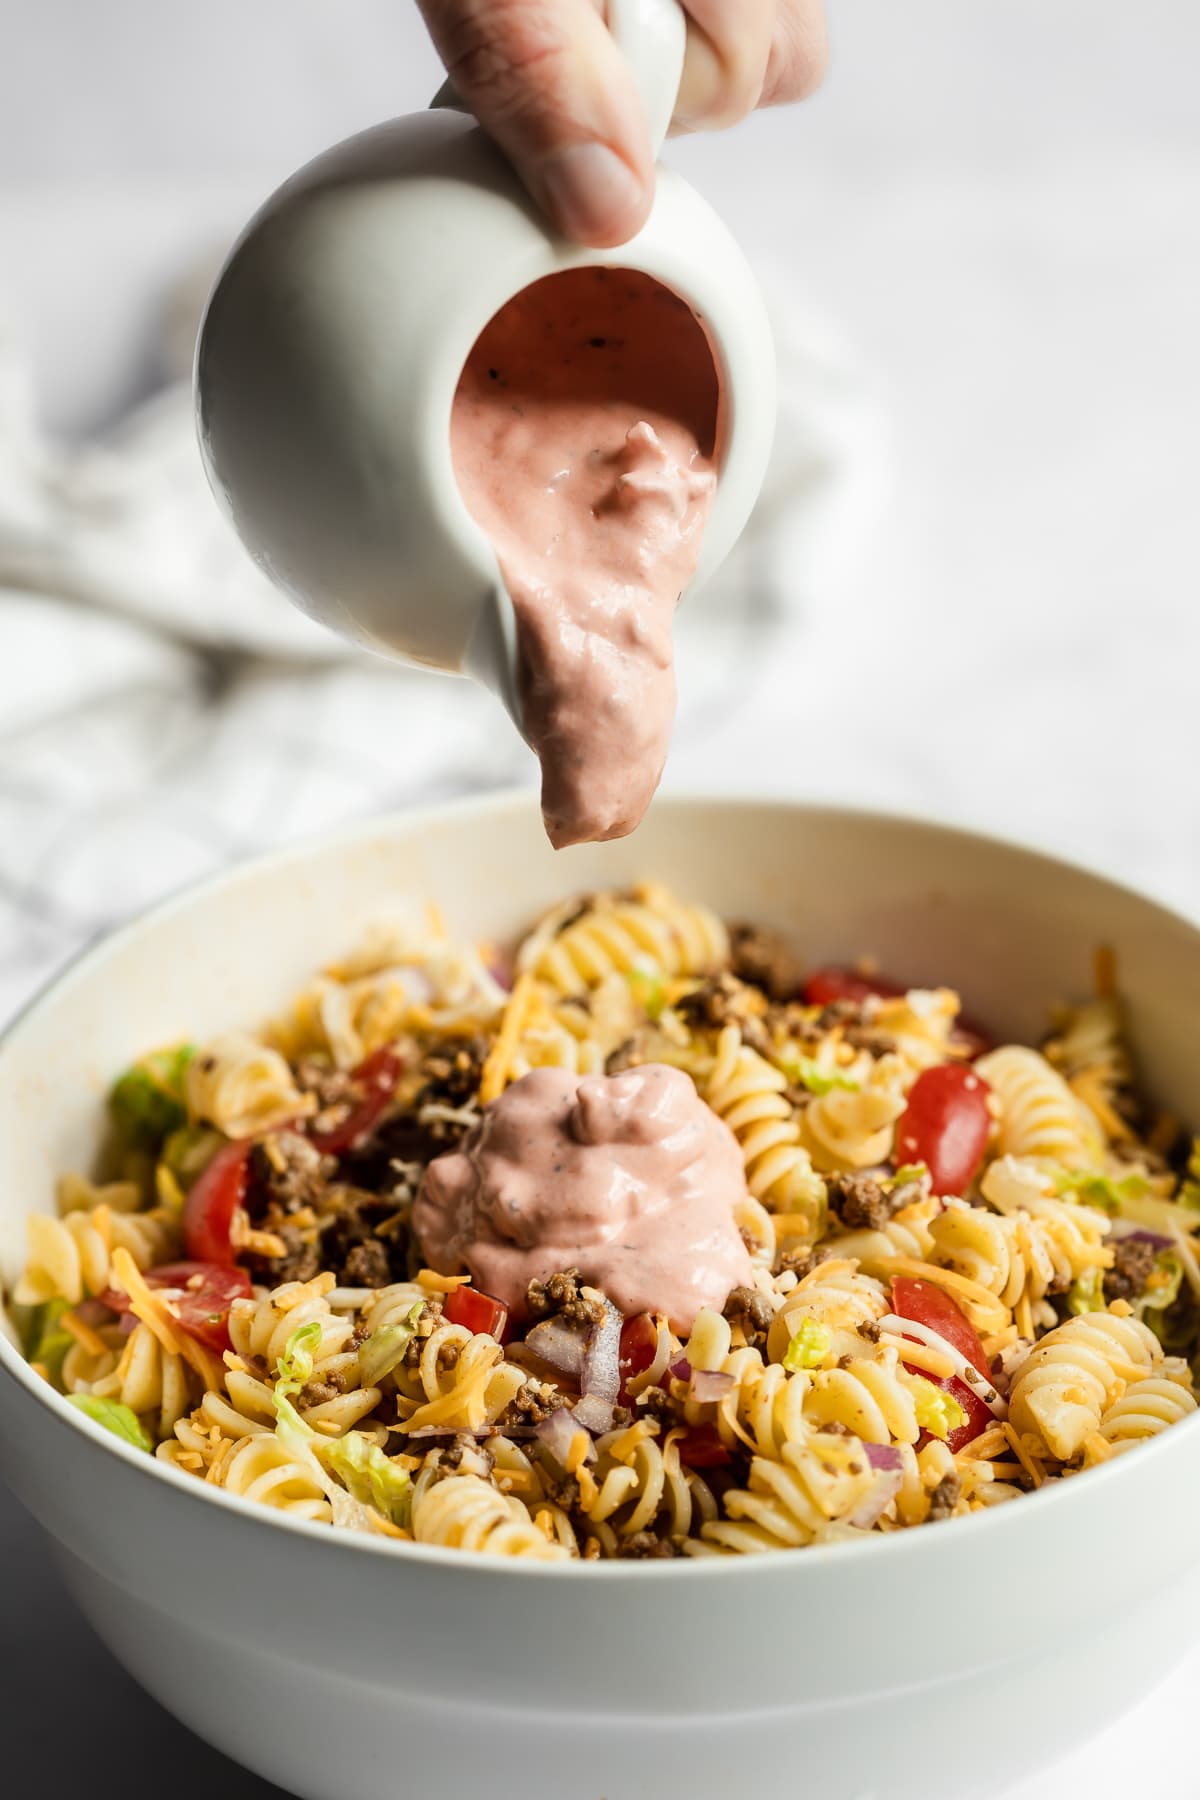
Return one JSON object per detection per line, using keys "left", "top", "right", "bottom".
{"left": 1092, "top": 1375, "right": 1198, "bottom": 1456}
{"left": 411, "top": 1473, "right": 569, "bottom": 1559}
{"left": 15, "top": 1203, "right": 180, "bottom": 1307}
{"left": 186, "top": 1032, "right": 313, "bottom": 1138}
{"left": 518, "top": 883, "right": 727, "bottom": 998}
{"left": 703, "top": 1027, "right": 827, "bottom": 1242}
{"left": 1009, "top": 1312, "right": 1163, "bottom": 1460}
{"left": 975, "top": 1045, "right": 1103, "bottom": 1169}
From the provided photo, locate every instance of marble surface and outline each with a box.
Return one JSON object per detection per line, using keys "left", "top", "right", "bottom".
{"left": 2, "top": 4, "right": 1199, "bottom": 1795}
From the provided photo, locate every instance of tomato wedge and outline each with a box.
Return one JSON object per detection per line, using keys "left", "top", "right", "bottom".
{"left": 891, "top": 1276, "right": 993, "bottom": 1453}
{"left": 310, "top": 1046, "right": 403, "bottom": 1155}
{"left": 444, "top": 1285, "right": 509, "bottom": 1342}
{"left": 101, "top": 1260, "right": 252, "bottom": 1354}
{"left": 895, "top": 1063, "right": 991, "bottom": 1197}
{"left": 183, "top": 1139, "right": 253, "bottom": 1265}
{"left": 804, "top": 966, "right": 903, "bottom": 1008}
{"left": 618, "top": 1312, "right": 659, "bottom": 1403}
{"left": 676, "top": 1424, "right": 732, "bottom": 1470}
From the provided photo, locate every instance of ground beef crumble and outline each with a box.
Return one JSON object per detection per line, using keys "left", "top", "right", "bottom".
{"left": 927, "top": 1473, "right": 962, "bottom": 1521}
{"left": 526, "top": 1269, "right": 606, "bottom": 1327}
{"left": 617, "top": 1531, "right": 679, "bottom": 1560}
{"left": 727, "top": 922, "right": 807, "bottom": 1003}
{"left": 252, "top": 1129, "right": 336, "bottom": 1214}
{"left": 497, "top": 1380, "right": 562, "bottom": 1428}
{"left": 723, "top": 1284, "right": 774, "bottom": 1351}
{"left": 827, "top": 1172, "right": 903, "bottom": 1233}
{"left": 1103, "top": 1235, "right": 1159, "bottom": 1304}
{"left": 675, "top": 971, "right": 769, "bottom": 1049}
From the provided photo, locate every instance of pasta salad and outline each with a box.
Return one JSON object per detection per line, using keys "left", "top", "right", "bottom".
{"left": 9, "top": 884, "right": 1200, "bottom": 1561}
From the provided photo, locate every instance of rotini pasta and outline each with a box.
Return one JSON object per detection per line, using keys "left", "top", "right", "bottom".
{"left": 11, "top": 883, "right": 1200, "bottom": 1565}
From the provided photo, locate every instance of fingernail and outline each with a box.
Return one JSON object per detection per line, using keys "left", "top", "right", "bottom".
{"left": 536, "top": 142, "right": 648, "bottom": 245}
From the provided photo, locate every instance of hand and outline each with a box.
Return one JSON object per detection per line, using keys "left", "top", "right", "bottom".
{"left": 416, "top": 0, "right": 828, "bottom": 246}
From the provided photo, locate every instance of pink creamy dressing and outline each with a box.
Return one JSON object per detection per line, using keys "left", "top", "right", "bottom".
{"left": 414, "top": 1064, "right": 753, "bottom": 1332}
{"left": 451, "top": 268, "right": 719, "bottom": 848}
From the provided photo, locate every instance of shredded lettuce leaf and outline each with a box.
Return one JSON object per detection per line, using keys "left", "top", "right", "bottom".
{"left": 323, "top": 1431, "right": 412, "bottom": 1528}
{"left": 65, "top": 1393, "right": 153, "bottom": 1452}
{"left": 1179, "top": 1138, "right": 1200, "bottom": 1214}
{"left": 110, "top": 1044, "right": 195, "bottom": 1150}
{"left": 627, "top": 967, "right": 666, "bottom": 1021}
{"left": 1052, "top": 1169, "right": 1152, "bottom": 1216}
{"left": 276, "top": 1319, "right": 323, "bottom": 1398}
{"left": 781, "top": 1056, "right": 859, "bottom": 1097}
{"left": 359, "top": 1304, "right": 426, "bottom": 1388}
{"left": 160, "top": 1123, "right": 224, "bottom": 1191}
{"left": 892, "top": 1163, "right": 929, "bottom": 1186}
{"left": 910, "top": 1377, "right": 966, "bottom": 1441}
{"left": 1068, "top": 1266, "right": 1107, "bottom": 1316}
{"left": 26, "top": 1299, "right": 74, "bottom": 1388}
{"left": 1139, "top": 1251, "right": 1185, "bottom": 1335}
{"left": 783, "top": 1319, "right": 831, "bottom": 1373}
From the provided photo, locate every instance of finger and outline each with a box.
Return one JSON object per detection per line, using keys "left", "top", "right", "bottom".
{"left": 417, "top": 0, "right": 654, "bottom": 247}
{"left": 674, "top": 0, "right": 775, "bottom": 131}
{"left": 760, "top": 0, "right": 830, "bottom": 108}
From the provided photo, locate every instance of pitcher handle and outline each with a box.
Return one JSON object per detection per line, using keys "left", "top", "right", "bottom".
{"left": 431, "top": 0, "right": 686, "bottom": 159}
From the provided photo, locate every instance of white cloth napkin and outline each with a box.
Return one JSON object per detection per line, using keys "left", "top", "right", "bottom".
{"left": 0, "top": 273, "right": 885, "bottom": 1019}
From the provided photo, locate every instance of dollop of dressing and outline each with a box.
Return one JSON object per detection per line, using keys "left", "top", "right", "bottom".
{"left": 451, "top": 268, "right": 719, "bottom": 849}
{"left": 414, "top": 1064, "right": 753, "bottom": 1332}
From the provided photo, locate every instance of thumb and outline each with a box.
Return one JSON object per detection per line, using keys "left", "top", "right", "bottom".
{"left": 418, "top": 0, "right": 655, "bottom": 247}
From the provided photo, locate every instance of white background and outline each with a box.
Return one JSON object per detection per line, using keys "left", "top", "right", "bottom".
{"left": 1, "top": 4, "right": 1199, "bottom": 1794}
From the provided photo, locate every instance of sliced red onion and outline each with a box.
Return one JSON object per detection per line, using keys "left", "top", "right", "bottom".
{"left": 533, "top": 1407, "right": 595, "bottom": 1467}
{"left": 525, "top": 1316, "right": 588, "bottom": 1379}
{"left": 1113, "top": 1226, "right": 1174, "bottom": 1251}
{"left": 863, "top": 1442, "right": 903, "bottom": 1473}
{"left": 73, "top": 1297, "right": 116, "bottom": 1327}
{"left": 848, "top": 1466, "right": 903, "bottom": 1528}
{"left": 668, "top": 1355, "right": 692, "bottom": 1382}
{"left": 571, "top": 1394, "right": 615, "bottom": 1435}
{"left": 580, "top": 1298, "right": 622, "bottom": 1404}
{"left": 689, "top": 1369, "right": 736, "bottom": 1404}
{"left": 117, "top": 1311, "right": 138, "bottom": 1338}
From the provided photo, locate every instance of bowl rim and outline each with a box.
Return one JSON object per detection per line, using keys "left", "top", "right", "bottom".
{"left": 3, "top": 786, "right": 1199, "bottom": 1580}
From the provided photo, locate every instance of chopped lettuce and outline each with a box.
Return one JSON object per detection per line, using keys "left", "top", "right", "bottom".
{"left": 29, "top": 1299, "right": 75, "bottom": 1388}
{"left": 160, "top": 1123, "right": 224, "bottom": 1192}
{"left": 323, "top": 1431, "right": 412, "bottom": 1528}
{"left": 276, "top": 1319, "right": 323, "bottom": 1398}
{"left": 1139, "top": 1251, "right": 1185, "bottom": 1337}
{"left": 359, "top": 1304, "right": 426, "bottom": 1388}
{"left": 627, "top": 967, "right": 666, "bottom": 1021}
{"left": 1067, "top": 1266, "right": 1107, "bottom": 1316}
{"left": 910, "top": 1377, "right": 966, "bottom": 1442}
{"left": 1052, "top": 1169, "right": 1152, "bottom": 1216}
{"left": 1179, "top": 1137, "right": 1200, "bottom": 1214}
{"left": 892, "top": 1163, "right": 929, "bottom": 1187}
{"left": 781, "top": 1056, "right": 860, "bottom": 1097}
{"left": 110, "top": 1044, "right": 195, "bottom": 1151}
{"left": 783, "top": 1318, "right": 831, "bottom": 1373}
{"left": 65, "top": 1393, "right": 152, "bottom": 1452}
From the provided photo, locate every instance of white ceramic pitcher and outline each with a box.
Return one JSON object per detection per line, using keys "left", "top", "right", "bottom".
{"left": 195, "top": 0, "right": 776, "bottom": 731}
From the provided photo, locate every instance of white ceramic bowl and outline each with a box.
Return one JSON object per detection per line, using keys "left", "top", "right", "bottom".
{"left": 3, "top": 794, "right": 1200, "bottom": 1800}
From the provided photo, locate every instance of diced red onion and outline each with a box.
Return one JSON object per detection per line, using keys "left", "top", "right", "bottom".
{"left": 668, "top": 1355, "right": 692, "bottom": 1382}
{"left": 571, "top": 1394, "right": 615, "bottom": 1435}
{"left": 689, "top": 1369, "right": 736, "bottom": 1404}
{"left": 580, "top": 1298, "right": 622, "bottom": 1404}
{"left": 533, "top": 1407, "right": 594, "bottom": 1467}
{"left": 848, "top": 1466, "right": 903, "bottom": 1528}
{"left": 73, "top": 1297, "right": 116, "bottom": 1327}
{"left": 525, "top": 1316, "right": 588, "bottom": 1378}
{"left": 863, "top": 1442, "right": 903, "bottom": 1473}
